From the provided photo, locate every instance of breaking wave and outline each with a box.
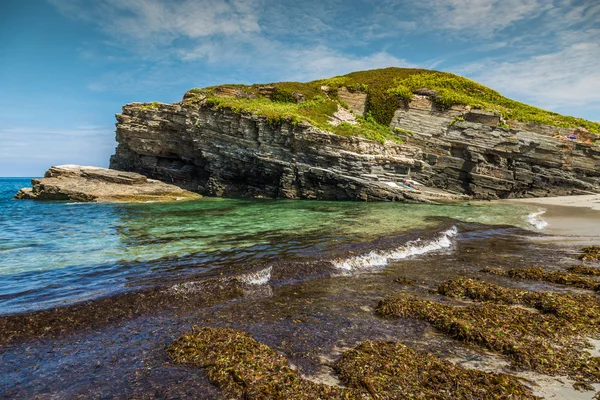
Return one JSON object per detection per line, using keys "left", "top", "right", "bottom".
{"left": 527, "top": 209, "right": 548, "bottom": 230}
{"left": 333, "top": 226, "right": 458, "bottom": 272}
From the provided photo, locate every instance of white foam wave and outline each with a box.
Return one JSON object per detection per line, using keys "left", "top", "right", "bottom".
{"left": 527, "top": 209, "right": 548, "bottom": 230}
{"left": 235, "top": 266, "right": 272, "bottom": 285}
{"left": 333, "top": 226, "right": 458, "bottom": 272}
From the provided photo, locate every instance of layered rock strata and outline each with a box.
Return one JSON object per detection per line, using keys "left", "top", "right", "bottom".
{"left": 110, "top": 93, "right": 600, "bottom": 202}
{"left": 110, "top": 103, "right": 464, "bottom": 203}
{"left": 15, "top": 165, "right": 200, "bottom": 202}
{"left": 391, "top": 95, "right": 600, "bottom": 198}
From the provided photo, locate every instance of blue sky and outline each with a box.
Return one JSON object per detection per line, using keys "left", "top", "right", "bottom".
{"left": 1, "top": 0, "right": 599, "bottom": 176}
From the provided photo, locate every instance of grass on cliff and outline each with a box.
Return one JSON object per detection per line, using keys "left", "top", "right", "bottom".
{"left": 185, "top": 67, "right": 600, "bottom": 137}
{"left": 205, "top": 95, "right": 403, "bottom": 144}
{"left": 167, "top": 326, "right": 538, "bottom": 399}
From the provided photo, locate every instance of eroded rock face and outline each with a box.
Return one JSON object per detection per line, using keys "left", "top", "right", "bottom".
{"left": 110, "top": 103, "right": 465, "bottom": 203}
{"left": 109, "top": 94, "right": 600, "bottom": 203}
{"left": 392, "top": 97, "right": 600, "bottom": 199}
{"left": 15, "top": 165, "right": 200, "bottom": 202}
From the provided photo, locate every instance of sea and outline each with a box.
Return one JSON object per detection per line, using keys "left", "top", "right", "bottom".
{"left": 0, "top": 177, "right": 546, "bottom": 315}
{"left": 4, "top": 176, "right": 579, "bottom": 399}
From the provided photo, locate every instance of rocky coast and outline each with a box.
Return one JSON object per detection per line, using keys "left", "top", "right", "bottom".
{"left": 5, "top": 68, "right": 600, "bottom": 399}
{"left": 109, "top": 68, "right": 600, "bottom": 203}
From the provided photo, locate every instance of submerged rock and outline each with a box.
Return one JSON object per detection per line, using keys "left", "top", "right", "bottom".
{"left": 15, "top": 165, "right": 200, "bottom": 203}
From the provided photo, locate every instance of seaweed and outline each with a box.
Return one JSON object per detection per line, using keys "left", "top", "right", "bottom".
{"left": 375, "top": 295, "right": 600, "bottom": 384}
{"left": 394, "top": 276, "right": 415, "bottom": 285}
{"left": 480, "top": 267, "right": 600, "bottom": 291}
{"left": 568, "top": 265, "right": 600, "bottom": 276}
{"left": 335, "top": 340, "right": 539, "bottom": 399}
{"left": 168, "top": 327, "right": 539, "bottom": 399}
{"left": 438, "top": 277, "right": 600, "bottom": 331}
{"left": 167, "top": 327, "right": 363, "bottom": 399}
{"left": 581, "top": 246, "right": 600, "bottom": 262}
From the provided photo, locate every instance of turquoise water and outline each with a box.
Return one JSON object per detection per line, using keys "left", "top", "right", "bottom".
{"left": 0, "top": 178, "right": 540, "bottom": 314}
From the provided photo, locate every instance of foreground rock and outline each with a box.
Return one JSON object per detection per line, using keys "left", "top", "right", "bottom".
{"left": 15, "top": 165, "right": 200, "bottom": 202}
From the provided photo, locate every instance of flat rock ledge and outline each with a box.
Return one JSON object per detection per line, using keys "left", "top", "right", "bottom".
{"left": 15, "top": 165, "right": 201, "bottom": 203}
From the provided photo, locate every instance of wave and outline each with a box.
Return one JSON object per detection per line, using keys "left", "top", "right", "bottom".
{"left": 332, "top": 226, "right": 458, "bottom": 272}
{"left": 527, "top": 209, "right": 548, "bottom": 230}
{"left": 234, "top": 266, "right": 272, "bottom": 285}
{"left": 168, "top": 266, "right": 273, "bottom": 294}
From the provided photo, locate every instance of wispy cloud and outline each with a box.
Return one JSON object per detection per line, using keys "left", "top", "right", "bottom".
{"left": 49, "top": 0, "right": 260, "bottom": 43}
{"left": 458, "top": 39, "right": 600, "bottom": 113}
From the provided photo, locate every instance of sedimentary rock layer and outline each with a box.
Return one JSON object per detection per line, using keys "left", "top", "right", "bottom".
{"left": 110, "top": 102, "right": 463, "bottom": 203}
{"left": 15, "top": 165, "right": 200, "bottom": 202}
{"left": 110, "top": 93, "right": 600, "bottom": 202}
{"left": 392, "top": 95, "right": 600, "bottom": 198}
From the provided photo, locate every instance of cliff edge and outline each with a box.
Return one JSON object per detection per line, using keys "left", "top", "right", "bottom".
{"left": 110, "top": 68, "right": 600, "bottom": 202}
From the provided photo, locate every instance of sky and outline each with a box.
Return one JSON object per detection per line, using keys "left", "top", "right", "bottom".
{"left": 1, "top": 0, "right": 599, "bottom": 176}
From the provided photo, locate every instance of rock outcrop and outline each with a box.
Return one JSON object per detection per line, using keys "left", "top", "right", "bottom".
{"left": 15, "top": 165, "right": 200, "bottom": 202}
{"left": 110, "top": 102, "right": 466, "bottom": 203}
{"left": 109, "top": 84, "right": 600, "bottom": 202}
{"left": 390, "top": 95, "right": 600, "bottom": 198}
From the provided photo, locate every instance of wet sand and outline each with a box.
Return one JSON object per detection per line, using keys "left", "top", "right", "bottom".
{"left": 1, "top": 219, "right": 600, "bottom": 399}
{"left": 502, "top": 196, "right": 600, "bottom": 243}
{"left": 509, "top": 195, "right": 600, "bottom": 211}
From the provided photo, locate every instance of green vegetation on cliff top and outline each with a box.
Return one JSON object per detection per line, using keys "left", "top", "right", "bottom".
{"left": 185, "top": 67, "right": 600, "bottom": 141}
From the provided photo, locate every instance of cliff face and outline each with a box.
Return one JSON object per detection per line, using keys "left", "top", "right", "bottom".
{"left": 391, "top": 95, "right": 600, "bottom": 198}
{"left": 110, "top": 103, "right": 463, "bottom": 203}
{"left": 110, "top": 93, "right": 600, "bottom": 202}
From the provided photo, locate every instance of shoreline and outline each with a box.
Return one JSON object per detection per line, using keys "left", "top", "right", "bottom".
{"left": 2, "top": 196, "right": 600, "bottom": 398}
{"left": 499, "top": 195, "right": 600, "bottom": 241}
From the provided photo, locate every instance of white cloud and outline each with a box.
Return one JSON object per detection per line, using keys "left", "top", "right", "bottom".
{"left": 371, "top": 0, "right": 550, "bottom": 38}
{"left": 50, "top": 0, "right": 260, "bottom": 44}
{"left": 425, "top": 0, "right": 548, "bottom": 34}
{"left": 458, "top": 40, "right": 600, "bottom": 113}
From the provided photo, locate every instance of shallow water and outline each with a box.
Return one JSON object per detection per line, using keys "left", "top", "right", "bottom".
{"left": 0, "top": 177, "right": 541, "bottom": 314}
{"left": 3, "top": 177, "right": 600, "bottom": 399}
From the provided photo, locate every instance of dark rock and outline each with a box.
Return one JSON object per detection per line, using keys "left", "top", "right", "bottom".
{"left": 110, "top": 103, "right": 466, "bottom": 203}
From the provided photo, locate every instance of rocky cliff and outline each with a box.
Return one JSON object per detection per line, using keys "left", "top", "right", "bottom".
{"left": 110, "top": 102, "right": 462, "bottom": 203}
{"left": 110, "top": 68, "right": 600, "bottom": 202}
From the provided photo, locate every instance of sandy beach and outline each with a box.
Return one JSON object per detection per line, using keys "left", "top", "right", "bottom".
{"left": 501, "top": 195, "right": 600, "bottom": 240}
{"left": 508, "top": 195, "right": 600, "bottom": 211}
